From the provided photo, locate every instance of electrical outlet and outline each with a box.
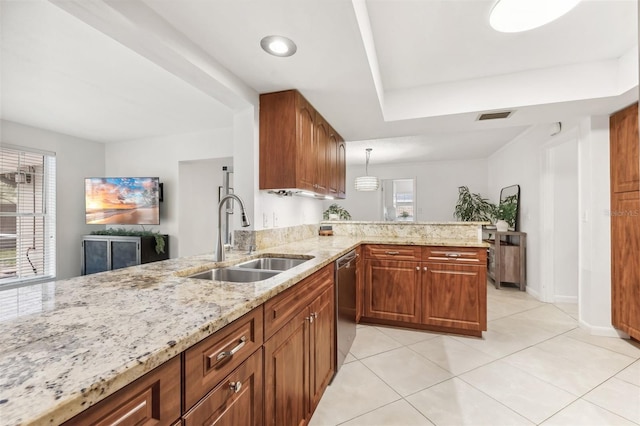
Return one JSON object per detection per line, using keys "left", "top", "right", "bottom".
{"left": 263, "top": 213, "right": 269, "bottom": 228}
{"left": 273, "top": 212, "right": 278, "bottom": 227}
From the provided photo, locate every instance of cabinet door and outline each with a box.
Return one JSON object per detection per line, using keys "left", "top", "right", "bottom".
{"left": 314, "top": 113, "right": 329, "bottom": 194}
{"left": 611, "top": 192, "right": 640, "bottom": 339}
{"left": 363, "top": 260, "right": 421, "bottom": 323}
{"left": 309, "top": 286, "right": 335, "bottom": 414}
{"left": 183, "top": 350, "right": 263, "bottom": 426}
{"left": 264, "top": 309, "right": 309, "bottom": 426}
{"left": 82, "top": 239, "right": 109, "bottom": 275}
{"left": 610, "top": 103, "right": 639, "bottom": 193}
{"left": 337, "top": 139, "right": 346, "bottom": 199}
{"left": 297, "top": 95, "right": 317, "bottom": 192}
{"left": 111, "top": 239, "right": 139, "bottom": 270}
{"left": 63, "top": 356, "right": 181, "bottom": 426}
{"left": 327, "top": 129, "right": 339, "bottom": 196}
{"left": 422, "top": 263, "right": 486, "bottom": 332}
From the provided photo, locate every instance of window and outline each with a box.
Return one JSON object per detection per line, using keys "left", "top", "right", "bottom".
{"left": 382, "top": 178, "right": 416, "bottom": 222}
{"left": 0, "top": 145, "right": 56, "bottom": 286}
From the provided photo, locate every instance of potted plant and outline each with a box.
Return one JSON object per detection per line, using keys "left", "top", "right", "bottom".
{"left": 323, "top": 204, "right": 351, "bottom": 220}
{"left": 496, "top": 194, "right": 518, "bottom": 231}
{"left": 453, "top": 186, "right": 496, "bottom": 222}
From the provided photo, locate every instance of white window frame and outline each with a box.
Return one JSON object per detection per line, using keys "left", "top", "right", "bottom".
{"left": 0, "top": 144, "right": 56, "bottom": 288}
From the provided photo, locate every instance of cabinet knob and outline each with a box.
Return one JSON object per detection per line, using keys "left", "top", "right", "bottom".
{"left": 229, "top": 381, "right": 242, "bottom": 393}
{"left": 423, "top": 267, "right": 428, "bottom": 271}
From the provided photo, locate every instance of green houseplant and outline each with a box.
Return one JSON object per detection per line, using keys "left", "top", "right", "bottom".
{"left": 496, "top": 194, "right": 518, "bottom": 229}
{"left": 453, "top": 186, "right": 496, "bottom": 222}
{"left": 323, "top": 204, "right": 351, "bottom": 220}
{"left": 90, "top": 228, "right": 166, "bottom": 254}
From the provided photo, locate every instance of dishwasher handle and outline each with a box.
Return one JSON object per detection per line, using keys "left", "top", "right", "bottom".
{"left": 336, "top": 250, "right": 357, "bottom": 269}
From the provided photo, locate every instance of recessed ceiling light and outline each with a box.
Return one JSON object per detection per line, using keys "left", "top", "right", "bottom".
{"left": 490, "top": 0, "right": 581, "bottom": 33}
{"left": 260, "top": 35, "right": 297, "bottom": 57}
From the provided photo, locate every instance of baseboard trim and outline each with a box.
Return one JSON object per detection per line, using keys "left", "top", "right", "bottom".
{"left": 526, "top": 286, "right": 541, "bottom": 301}
{"left": 578, "top": 320, "right": 630, "bottom": 338}
{"left": 553, "top": 295, "right": 578, "bottom": 304}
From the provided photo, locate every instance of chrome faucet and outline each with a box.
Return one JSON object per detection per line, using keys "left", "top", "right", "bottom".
{"left": 216, "top": 194, "right": 251, "bottom": 261}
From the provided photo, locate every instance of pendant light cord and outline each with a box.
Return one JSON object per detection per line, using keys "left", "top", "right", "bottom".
{"left": 365, "top": 148, "right": 372, "bottom": 176}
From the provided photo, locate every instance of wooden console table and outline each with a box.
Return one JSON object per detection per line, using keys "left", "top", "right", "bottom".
{"left": 485, "top": 231, "right": 526, "bottom": 290}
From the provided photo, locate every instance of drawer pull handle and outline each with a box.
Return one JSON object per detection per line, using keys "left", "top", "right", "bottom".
{"left": 446, "top": 253, "right": 461, "bottom": 258}
{"left": 229, "top": 381, "right": 242, "bottom": 393}
{"left": 215, "top": 336, "right": 247, "bottom": 361}
{"left": 385, "top": 251, "right": 400, "bottom": 255}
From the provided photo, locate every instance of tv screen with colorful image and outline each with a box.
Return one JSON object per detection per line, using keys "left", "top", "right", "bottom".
{"left": 85, "top": 177, "right": 160, "bottom": 225}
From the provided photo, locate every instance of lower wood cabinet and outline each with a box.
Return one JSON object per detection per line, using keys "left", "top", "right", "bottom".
{"left": 422, "top": 262, "right": 486, "bottom": 333}
{"left": 63, "top": 356, "right": 181, "bottom": 426}
{"left": 264, "top": 264, "right": 335, "bottom": 426}
{"left": 363, "top": 260, "right": 421, "bottom": 323}
{"left": 183, "top": 350, "right": 263, "bottom": 426}
{"left": 361, "top": 245, "right": 487, "bottom": 336}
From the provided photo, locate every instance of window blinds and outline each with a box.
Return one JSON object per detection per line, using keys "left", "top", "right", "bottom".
{"left": 0, "top": 145, "right": 56, "bottom": 285}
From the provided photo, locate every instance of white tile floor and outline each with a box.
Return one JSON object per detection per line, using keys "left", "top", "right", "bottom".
{"left": 309, "top": 282, "right": 640, "bottom": 426}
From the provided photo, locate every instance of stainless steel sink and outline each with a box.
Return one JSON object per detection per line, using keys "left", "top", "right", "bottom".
{"left": 189, "top": 268, "right": 280, "bottom": 282}
{"left": 236, "top": 257, "right": 309, "bottom": 271}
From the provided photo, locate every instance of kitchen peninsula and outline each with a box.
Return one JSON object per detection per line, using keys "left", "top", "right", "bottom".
{"left": 0, "top": 222, "right": 486, "bottom": 426}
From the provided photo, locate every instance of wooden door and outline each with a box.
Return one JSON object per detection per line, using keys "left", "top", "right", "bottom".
{"left": 363, "top": 260, "right": 421, "bottom": 323}
{"left": 314, "top": 113, "right": 329, "bottom": 194}
{"left": 297, "top": 95, "right": 317, "bottom": 192}
{"left": 610, "top": 103, "right": 639, "bottom": 193}
{"left": 422, "top": 263, "right": 486, "bottom": 332}
{"left": 183, "top": 350, "right": 263, "bottom": 426}
{"left": 309, "top": 286, "right": 335, "bottom": 415}
{"left": 337, "top": 139, "right": 346, "bottom": 199}
{"left": 611, "top": 192, "right": 640, "bottom": 339}
{"left": 264, "top": 309, "right": 309, "bottom": 426}
{"left": 355, "top": 246, "right": 363, "bottom": 323}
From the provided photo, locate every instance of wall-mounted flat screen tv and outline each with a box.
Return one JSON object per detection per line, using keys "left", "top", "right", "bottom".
{"left": 85, "top": 177, "right": 160, "bottom": 225}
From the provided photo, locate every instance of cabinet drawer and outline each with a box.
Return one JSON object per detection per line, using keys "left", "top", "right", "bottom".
{"left": 264, "top": 264, "right": 334, "bottom": 339}
{"left": 63, "top": 356, "right": 181, "bottom": 426}
{"left": 364, "top": 245, "right": 421, "bottom": 261}
{"left": 184, "top": 350, "right": 263, "bottom": 426}
{"left": 423, "top": 246, "right": 486, "bottom": 263}
{"left": 184, "top": 306, "right": 264, "bottom": 411}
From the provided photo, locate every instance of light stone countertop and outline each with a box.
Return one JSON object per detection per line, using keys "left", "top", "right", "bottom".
{"left": 0, "top": 235, "right": 487, "bottom": 425}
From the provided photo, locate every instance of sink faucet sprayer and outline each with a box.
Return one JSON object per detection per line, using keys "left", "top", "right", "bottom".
{"left": 216, "top": 194, "right": 251, "bottom": 261}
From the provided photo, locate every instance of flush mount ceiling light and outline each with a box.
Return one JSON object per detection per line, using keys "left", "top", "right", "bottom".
{"left": 260, "top": 35, "right": 297, "bottom": 57}
{"left": 490, "top": 0, "right": 581, "bottom": 33}
{"left": 354, "top": 148, "right": 379, "bottom": 191}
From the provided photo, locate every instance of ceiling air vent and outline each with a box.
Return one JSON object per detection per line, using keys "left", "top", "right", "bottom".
{"left": 477, "top": 111, "right": 514, "bottom": 121}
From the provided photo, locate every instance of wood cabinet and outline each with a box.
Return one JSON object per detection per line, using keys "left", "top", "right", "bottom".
{"left": 183, "top": 350, "right": 263, "bottom": 426}
{"left": 361, "top": 244, "right": 487, "bottom": 337}
{"left": 610, "top": 102, "right": 640, "bottom": 341}
{"left": 63, "top": 356, "right": 181, "bottom": 426}
{"left": 337, "top": 139, "right": 346, "bottom": 198}
{"left": 486, "top": 231, "right": 527, "bottom": 290}
{"left": 184, "top": 307, "right": 264, "bottom": 411}
{"left": 264, "top": 264, "right": 335, "bottom": 426}
{"left": 81, "top": 235, "right": 169, "bottom": 275}
{"left": 259, "top": 89, "right": 345, "bottom": 198}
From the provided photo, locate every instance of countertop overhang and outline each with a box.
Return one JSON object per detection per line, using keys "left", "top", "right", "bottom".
{"left": 0, "top": 235, "right": 487, "bottom": 425}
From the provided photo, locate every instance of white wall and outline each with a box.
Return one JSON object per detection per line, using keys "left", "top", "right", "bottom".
{"left": 550, "top": 138, "right": 579, "bottom": 302}
{"left": 178, "top": 157, "right": 232, "bottom": 256}
{"left": 578, "top": 116, "right": 617, "bottom": 336}
{"left": 336, "top": 158, "right": 488, "bottom": 222}
{"left": 0, "top": 120, "right": 105, "bottom": 279}
{"left": 105, "top": 128, "right": 233, "bottom": 258}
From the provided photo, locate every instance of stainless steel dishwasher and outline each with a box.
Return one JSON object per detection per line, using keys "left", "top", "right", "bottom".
{"left": 334, "top": 250, "right": 357, "bottom": 377}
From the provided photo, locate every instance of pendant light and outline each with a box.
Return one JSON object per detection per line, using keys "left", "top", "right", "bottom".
{"left": 354, "top": 148, "right": 379, "bottom": 191}
{"left": 490, "top": 0, "right": 581, "bottom": 33}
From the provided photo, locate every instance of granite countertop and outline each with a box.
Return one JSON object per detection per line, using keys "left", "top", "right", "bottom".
{"left": 0, "top": 235, "right": 486, "bottom": 425}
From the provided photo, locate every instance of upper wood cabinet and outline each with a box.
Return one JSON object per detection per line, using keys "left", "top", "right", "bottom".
{"left": 260, "top": 89, "right": 346, "bottom": 198}
{"left": 610, "top": 102, "right": 639, "bottom": 194}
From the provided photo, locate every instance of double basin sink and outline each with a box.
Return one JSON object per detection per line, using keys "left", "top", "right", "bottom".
{"left": 188, "top": 256, "right": 312, "bottom": 282}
